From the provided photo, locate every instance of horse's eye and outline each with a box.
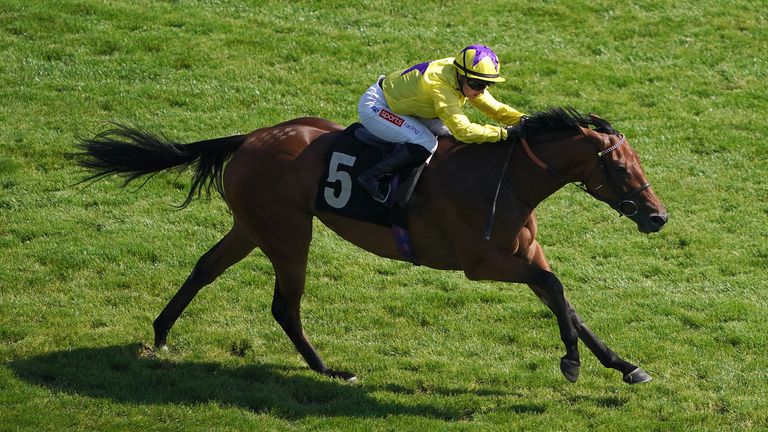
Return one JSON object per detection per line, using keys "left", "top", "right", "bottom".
{"left": 614, "top": 165, "right": 628, "bottom": 173}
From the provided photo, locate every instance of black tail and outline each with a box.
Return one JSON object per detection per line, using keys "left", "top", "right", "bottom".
{"left": 74, "top": 123, "right": 247, "bottom": 207}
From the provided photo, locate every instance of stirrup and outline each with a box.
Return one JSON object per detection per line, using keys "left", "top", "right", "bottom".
{"left": 357, "top": 173, "right": 391, "bottom": 203}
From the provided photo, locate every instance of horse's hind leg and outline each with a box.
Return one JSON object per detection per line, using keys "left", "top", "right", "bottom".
{"left": 267, "top": 253, "right": 357, "bottom": 383}
{"left": 249, "top": 211, "right": 357, "bottom": 382}
{"left": 153, "top": 221, "right": 255, "bottom": 349}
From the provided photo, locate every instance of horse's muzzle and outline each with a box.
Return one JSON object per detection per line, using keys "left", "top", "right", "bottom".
{"left": 636, "top": 211, "right": 668, "bottom": 233}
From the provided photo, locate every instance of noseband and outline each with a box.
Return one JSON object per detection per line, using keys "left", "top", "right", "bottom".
{"left": 521, "top": 133, "right": 651, "bottom": 217}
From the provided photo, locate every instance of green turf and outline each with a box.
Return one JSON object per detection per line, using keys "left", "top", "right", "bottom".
{"left": 1, "top": 0, "right": 767, "bottom": 430}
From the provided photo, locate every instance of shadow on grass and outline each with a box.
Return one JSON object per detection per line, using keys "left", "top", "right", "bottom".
{"left": 375, "top": 383, "right": 547, "bottom": 415}
{"left": 9, "top": 344, "right": 458, "bottom": 420}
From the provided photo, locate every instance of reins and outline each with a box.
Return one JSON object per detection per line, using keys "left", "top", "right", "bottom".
{"left": 484, "top": 138, "right": 517, "bottom": 240}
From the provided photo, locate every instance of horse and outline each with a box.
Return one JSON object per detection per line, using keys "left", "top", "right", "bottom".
{"left": 74, "top": 107, "right": 668, "bottom": 385}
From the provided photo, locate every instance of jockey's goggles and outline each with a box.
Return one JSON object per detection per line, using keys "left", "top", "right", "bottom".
{"left": 466, "top": 78, "right": 493, "bottom": 91}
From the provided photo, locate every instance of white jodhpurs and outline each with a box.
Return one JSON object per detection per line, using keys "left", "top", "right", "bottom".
{"left": 357, "top": 76, "right": 448, "bottom": 154}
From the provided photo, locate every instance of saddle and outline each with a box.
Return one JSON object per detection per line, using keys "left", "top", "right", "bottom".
{"left": 314, "top": 123, "right": 425, "bottom": 229}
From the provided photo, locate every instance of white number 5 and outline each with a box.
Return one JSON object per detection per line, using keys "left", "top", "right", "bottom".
{"left": 324, "top": 152, "right": 357, "bottom": 209}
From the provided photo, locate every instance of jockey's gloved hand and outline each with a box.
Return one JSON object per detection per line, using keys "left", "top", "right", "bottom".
{"left": 505, "top": 116, "right": 528, "bottom": 142}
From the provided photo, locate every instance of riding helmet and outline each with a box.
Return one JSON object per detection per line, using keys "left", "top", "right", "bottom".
{"left": 453, "top": 44, "right": 506, "bottom": 83}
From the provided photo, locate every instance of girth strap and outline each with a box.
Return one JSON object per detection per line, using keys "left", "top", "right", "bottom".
{"left": 389, "top": 172, "right": 420, "bottom": 265}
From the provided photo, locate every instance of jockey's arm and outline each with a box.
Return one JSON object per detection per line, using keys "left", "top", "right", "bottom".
{"left": 433, "top": 86, "right": 521, "bottom": 144}
{"left": 471, "top": 91, "right": 526, "bottom": 127}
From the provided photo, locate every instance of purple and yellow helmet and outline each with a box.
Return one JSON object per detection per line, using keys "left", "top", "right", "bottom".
{"left": 453, "top": 45, "right": 505, "bottom": 83}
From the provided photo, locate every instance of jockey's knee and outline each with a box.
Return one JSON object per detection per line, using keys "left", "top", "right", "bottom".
{"left": 410, "top": 137, "right": 438, "bottom": 155}
{"left": 405, "top": 143, "right": 433, "bottom": 161}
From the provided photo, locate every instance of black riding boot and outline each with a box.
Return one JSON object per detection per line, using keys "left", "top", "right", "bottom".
{"left": 357, "top": 144, "right": 431, "bottom": 203}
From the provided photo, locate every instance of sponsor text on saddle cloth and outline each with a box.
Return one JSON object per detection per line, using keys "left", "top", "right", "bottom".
{"left": 314, "top": 124, "right": 421, "bottom": 264}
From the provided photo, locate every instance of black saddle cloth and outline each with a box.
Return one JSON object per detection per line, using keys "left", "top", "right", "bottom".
{"left": 314, "top": 124, "right": 422, "bottom": 228}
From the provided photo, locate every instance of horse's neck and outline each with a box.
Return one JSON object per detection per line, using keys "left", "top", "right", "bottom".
{"left": 506, "top": 133, "right": 586, "bottom": 208}
{"left": 426, "top": 140, "right": 544, "bottom": 219}
{"left": 428, "top": 134, "right": 588, "bottom": 210}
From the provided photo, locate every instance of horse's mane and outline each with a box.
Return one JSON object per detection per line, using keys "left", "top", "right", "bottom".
{"left": 523, "top": 107, "right": 617, "bottom": 136}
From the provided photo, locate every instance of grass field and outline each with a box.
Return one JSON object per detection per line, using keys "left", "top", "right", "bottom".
{"left": 1, "top": 0, "right": 767, "bottom": 430}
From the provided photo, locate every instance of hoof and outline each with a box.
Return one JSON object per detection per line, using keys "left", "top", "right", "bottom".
{"left": 153, "top": 334, "right": 168, "bottom": 349}
{"left": 623, "top": 367, "right": 652, "bottom": 384}
{"left": 560, "top": 358, "right": 581, "bottom": 383}
{"left": 324, "top": 369, "right": 358, "bottom": 384}
{"left": 153, "top": 322, "right": 169, "bottom": 348}
{"left": 153, "top": 336, "right": 168, "bottom": 351}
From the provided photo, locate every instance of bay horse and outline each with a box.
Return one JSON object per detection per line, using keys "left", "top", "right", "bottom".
{"left": 75, "top": 108, "right": 668, "bottom": 385}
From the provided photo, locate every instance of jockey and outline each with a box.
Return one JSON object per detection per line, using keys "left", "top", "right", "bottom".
{"left": 357, "top": 44, "right": 526, "bottom": 202}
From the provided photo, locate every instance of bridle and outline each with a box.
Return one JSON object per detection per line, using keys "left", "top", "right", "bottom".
{"left": 520, "top": 133, "right": 651, "bottom": 217}
{"left": 483, "top": 128, "right": 651, "bottom": 240}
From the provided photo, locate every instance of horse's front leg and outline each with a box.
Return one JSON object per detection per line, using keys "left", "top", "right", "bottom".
{"left": 532, "top": 271, "right": 582, "bottom": 382}
{"left": 528, "top": 242, "right": 651, "bottom": 384}
{"left": 462, "top": 253, "right": 580, "bottom": 382}
{"left": 569, "top": 310, "right": 652, "bottom": 384}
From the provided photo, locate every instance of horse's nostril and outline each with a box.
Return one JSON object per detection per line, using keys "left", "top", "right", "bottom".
{"left": 650, "top": 214, "right": 668, "bottom": 227}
